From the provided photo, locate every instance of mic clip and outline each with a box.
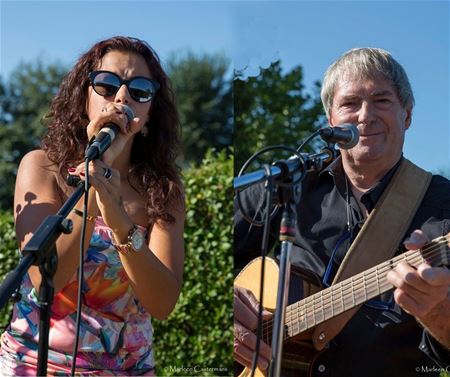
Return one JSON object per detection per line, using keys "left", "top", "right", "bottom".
{"left": 66, "top": 174, "right": 82, "bottom": 187}
{"left": 85, "top": 135, "right": 96, "bottom": 155}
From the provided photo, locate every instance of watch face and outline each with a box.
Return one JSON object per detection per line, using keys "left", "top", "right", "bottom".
{"left": 131, "top": 229, "right": 145, "bottom": 251}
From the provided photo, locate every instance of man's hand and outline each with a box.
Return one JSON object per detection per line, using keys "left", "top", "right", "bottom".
{"left": 234, "top": 286, "right": 272, "bottom": 372}
{"left": 387, "top": 229, "right": 450, "bottom": 347}
{"left": 387, "top": 230, "right": 450, "bottom": 318}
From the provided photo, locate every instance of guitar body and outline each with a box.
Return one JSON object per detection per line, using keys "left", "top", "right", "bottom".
{"left": 234, "top": 257, "right": 323, "bottom": 377}
{"left": 234, "top": 236, "right": 450, "bottom": 377}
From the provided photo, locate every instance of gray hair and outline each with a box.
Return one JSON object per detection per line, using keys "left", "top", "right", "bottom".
{"left": 321, "top": 47, "right": 415, "bottom": 118}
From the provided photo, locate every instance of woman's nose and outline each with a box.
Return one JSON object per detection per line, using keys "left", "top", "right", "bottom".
{"left": 114, "top": 84, "right": 131, "bottom": 104}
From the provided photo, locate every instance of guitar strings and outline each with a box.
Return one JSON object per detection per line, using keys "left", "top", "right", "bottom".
{"left": 262, "top": 240, "right": 448, "bottom": 341}
{"left": 282, "top": 240, "right": 448, "bottom": 334}
{"left": 264, "top": 236, "right": 449, "bottom": 338}
{"left": 259, "top": 235, "right": 450, "bottom": 342}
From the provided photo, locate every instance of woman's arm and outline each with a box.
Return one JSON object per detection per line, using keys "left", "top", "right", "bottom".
{"left": 117, "top": 207, "right": 185, "bottom": 320}
{"left": 67, "top": 150, "right": 185, "bottom": 320}
{"left": 14, "top": 149, "right": 100, "bottom": 293}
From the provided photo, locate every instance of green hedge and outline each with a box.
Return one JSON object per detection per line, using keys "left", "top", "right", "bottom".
{"left": 153, "top": 150, "right": 233, "bottom": 375}
{"left": 0, "top": 150, "right": 233, "bottom": 375}
{"left": 0, "top": 212, "right": 19, "bottom": 331}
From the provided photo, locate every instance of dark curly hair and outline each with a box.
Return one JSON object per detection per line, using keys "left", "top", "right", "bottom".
{"left": 41, "top": 36, "right": 183, "bottom": 226}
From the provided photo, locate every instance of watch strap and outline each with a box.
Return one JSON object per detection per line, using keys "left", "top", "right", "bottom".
{"left": 112, "top": 225, "right": 138, "bottom": 255}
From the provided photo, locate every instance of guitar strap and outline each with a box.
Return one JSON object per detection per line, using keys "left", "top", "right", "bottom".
{"left": 311, "top": 157, "right": 432, "bottom": 351}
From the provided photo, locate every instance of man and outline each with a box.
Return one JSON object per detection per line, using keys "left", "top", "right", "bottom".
{"left": 234, "top": 48, "right": 450, "bottom": 377}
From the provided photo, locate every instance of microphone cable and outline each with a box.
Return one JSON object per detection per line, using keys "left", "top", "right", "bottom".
{"left": 68, "top": 105, "right": 133, "bottom": 375}
{"left": 70, "top": 157, "right": 90, "bottom": 376}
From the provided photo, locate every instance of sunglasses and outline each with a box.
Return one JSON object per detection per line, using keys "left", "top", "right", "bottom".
{"left": 89, "top": 70, "right": 160, "bottom": 103}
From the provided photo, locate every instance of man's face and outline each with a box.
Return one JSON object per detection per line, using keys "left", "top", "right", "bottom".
{"left": 329, "top": 73, "right": 412, "bottom": 165}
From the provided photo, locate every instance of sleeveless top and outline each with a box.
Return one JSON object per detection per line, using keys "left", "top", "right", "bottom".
{"left": 0, "top": 217, "right": 155, "bottom": 376}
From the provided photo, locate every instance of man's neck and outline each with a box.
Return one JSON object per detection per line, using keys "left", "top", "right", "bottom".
{"left": 342, "top": 157, "right": 396, "bottom": 220}
{"left": 342, "top": 154, "right": 400, "bottom": 193}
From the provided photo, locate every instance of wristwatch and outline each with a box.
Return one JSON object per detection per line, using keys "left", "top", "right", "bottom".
{"left": 112, "top": 225, "right": 145, "bottom": 255}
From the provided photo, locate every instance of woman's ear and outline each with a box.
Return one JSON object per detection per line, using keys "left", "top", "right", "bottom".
{"left": 141, "top": 125, "right": 149, "bottom": 137}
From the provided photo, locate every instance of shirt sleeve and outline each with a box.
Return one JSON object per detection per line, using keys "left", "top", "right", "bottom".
{"left": 418, "top": 217, "right": 450, "bottom": 368}
{"left": 419, "top": 330, "right": 450, "bottom": 368}
{"left": 234, "top": 183, "right": 280, "bottom": 270}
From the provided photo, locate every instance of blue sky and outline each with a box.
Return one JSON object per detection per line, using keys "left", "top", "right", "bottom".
{"left": 1, "top": 0, "right": 449, "bottom": 173}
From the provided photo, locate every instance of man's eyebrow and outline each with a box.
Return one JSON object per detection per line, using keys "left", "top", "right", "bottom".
{"left": 338, "top": 95, "right": 359, "bottom": 102}
{"left": 335, "top": 90, "right": 395, "bottom": 104}
{"left": 371, "top": 89, "right": 394, "bottom": 97}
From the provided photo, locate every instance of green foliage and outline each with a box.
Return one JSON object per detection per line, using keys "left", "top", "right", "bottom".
{"left": 153, "top": 150, "right": 233, "bottom": 375}
{"left": 0, "top": 211, "right": 19, "bottom": 329}
{"left": 0, "top": 60, "right": 67, "bottom": 210}
{"left": 167, "top": 51, "right": 232, "bottom": 164}
{"left": 0, "top": 150, "right": 233, "bottom": 374}
{"left": 0, "top": 52, "right": 232, "bottom": 210}
{"left": 234, "top": 61, "right": 327, "bottom": 171}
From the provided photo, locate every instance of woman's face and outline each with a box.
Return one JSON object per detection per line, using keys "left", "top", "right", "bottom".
{"left": 86, "top": 50, "right": 153, "bottom": 131}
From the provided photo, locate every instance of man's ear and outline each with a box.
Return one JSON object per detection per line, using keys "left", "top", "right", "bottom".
{"left": 328, "top": 115, "right": 335, "bottom": 127}
{"left": 404, "top": 105, "right": 412, "bottom": 130}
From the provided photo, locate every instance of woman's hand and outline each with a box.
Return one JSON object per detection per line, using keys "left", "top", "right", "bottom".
{"left": 86, "top": 103, "right": 141, "bottom": 165}
{"left": 68, "top": 160, "right": 132, "bottom": 234}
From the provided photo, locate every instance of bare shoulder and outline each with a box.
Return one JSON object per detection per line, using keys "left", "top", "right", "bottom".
{"left": 17, "top": 149, "right": 58, "bottom": 180}
{"left": 19, "top": 149, "right": 55, "bottom": 169}
{"left": 15, "top": 150, "right": 61, "bottom": 209}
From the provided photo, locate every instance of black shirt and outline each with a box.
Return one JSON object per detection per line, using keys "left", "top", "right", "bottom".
{"left": 235, "top": 157, "right": 450, "bottom": 377}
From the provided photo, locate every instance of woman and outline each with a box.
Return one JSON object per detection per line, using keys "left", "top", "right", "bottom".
{"left": 0, "top": 36, "right": 185, "bottom": 375}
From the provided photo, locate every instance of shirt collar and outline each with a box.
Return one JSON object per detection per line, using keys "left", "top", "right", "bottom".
{"left": 360, "top": 157, "right": 403, "bottom": 212}
{"left": 319, "top": 155, "right": 403, "bottom": 212}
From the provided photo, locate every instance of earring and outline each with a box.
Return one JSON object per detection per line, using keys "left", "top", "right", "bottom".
{"left": 141, "top": 125, "right": 149, "bottom": 137}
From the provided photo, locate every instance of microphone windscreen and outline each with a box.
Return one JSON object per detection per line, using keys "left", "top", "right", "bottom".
{"left": 123, "top": 105, "right": 135, "bottom": 123}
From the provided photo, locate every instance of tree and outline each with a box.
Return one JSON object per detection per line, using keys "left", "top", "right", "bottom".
{"left": 0, "top": 53, "right": 232, "bottom": 209}
{"left": 167, "top": 51, "right": 232, "bottom": 164}
{"left": 0, "top": 61, "right": 67, "bottom": 210}
{"left": 234, "top": 61, "right": 327, "bottom": 171}
{"left": 0, "top": 78, "right": 7, "bottom": 124}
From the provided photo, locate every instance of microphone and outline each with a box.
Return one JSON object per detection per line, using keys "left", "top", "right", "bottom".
{"left": 319, "top": 124, "right": 359, "bottom": 149}
{"left": 84, "top": 105, "right": 135, "bottom": 161}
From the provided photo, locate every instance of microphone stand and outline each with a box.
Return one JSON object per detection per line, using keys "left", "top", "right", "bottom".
{"left": 0, "top": 182, "right": 87, "bottom": 376}
{"left": 235, "top": 145, "right": 337, "bottom": 377}
{"left": 234, "top": 149, "right": 334, "bottom": 191}
{"left": 268, "top": 169, "right": 297, "bottom": 377}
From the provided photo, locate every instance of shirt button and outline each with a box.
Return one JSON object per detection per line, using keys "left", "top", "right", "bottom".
{"left": 318, "top": 364, "right": 326, "bottom": 373}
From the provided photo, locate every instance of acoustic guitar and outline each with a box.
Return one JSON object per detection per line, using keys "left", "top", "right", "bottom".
{"left": 234, "top": 234, "right": 450, "bottom": 377}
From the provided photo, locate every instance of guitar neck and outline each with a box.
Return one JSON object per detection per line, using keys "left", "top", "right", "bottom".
{"left": 262, "top": 235, "right": 450, "bottom": 342}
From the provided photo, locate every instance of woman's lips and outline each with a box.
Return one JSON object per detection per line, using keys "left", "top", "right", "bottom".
{"left": 360, "top": 132, "right": 382, "bottom": 137}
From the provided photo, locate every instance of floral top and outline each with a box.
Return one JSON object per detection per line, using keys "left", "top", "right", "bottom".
{"left": 0, "top": 217, "right": 155, "bottom": 376}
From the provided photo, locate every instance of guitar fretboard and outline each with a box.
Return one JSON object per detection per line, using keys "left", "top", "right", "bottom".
{"left": 262, "top": 235, "right": 450, "bottom": 344}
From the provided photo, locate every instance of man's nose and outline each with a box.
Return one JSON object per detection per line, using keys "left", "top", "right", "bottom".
{"left": 357, "top": 101, "right": 376, "bottom": 125}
